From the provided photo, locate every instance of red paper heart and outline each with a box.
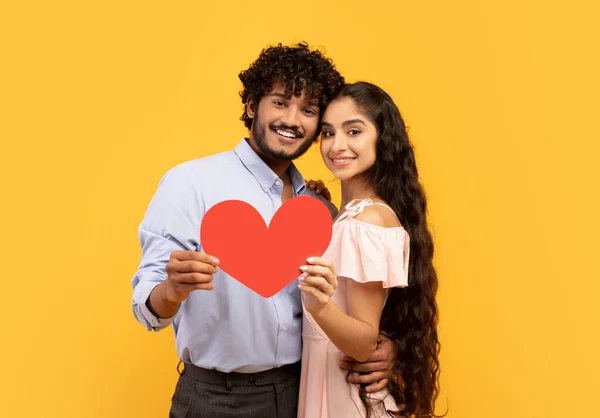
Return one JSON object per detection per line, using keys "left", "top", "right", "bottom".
{"left": 200, "top": 196, "right": 333, "bottom": 298}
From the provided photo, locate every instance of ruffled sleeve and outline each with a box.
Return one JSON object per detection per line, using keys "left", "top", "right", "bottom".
{"left": 327, "top": 218, "right": 410, "bottom": 288}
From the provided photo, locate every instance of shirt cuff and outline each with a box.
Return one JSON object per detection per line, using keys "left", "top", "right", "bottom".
{"left": 133, "top": 280, "right": 178, "bottom": 331}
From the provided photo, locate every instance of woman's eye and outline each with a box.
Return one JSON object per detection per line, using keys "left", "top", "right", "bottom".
{"left": 322, "top": 131, "right": 334, "bottom": 138}
{"left": 348, "top": 129, "right": 361, "bottom": 136}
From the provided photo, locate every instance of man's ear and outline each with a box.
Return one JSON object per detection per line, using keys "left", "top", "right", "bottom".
{"left": 247, "top": 99, "right": 256, "bottom": 119}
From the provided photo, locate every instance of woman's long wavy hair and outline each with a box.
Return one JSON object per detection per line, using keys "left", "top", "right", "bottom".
{"left": 332, "top": 82, "right": 442, "bottom": 418}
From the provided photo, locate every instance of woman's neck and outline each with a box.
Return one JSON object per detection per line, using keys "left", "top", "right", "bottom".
{"left": 340, "top": 175, "right": 381, "bottom": 208}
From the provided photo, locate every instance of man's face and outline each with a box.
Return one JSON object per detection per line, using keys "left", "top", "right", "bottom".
{"left": 247, "top": 82, "right": 320, "bottom": 162}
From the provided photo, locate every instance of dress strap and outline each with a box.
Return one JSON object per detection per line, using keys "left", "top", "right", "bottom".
{"left": 334, "top": 198, "right": 372, "bottom": 223}
{"left": 335, "top": 198, "right": 401, "bottom": 225}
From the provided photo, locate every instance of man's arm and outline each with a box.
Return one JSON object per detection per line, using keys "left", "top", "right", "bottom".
{"left": 340, "top": 333, "right": 399, "bottom": 392}
{"left": 131, "top": 164, "right": 206, "bottom": 331}
{"left": 303, "top": 180, "right": 338, "bottom": 220}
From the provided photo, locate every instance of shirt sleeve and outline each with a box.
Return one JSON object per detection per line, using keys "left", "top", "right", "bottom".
{"left": 131, "top": 163, "right": 203, "bottom": 331}
{"left": 329, "top": 220, "right": 410, "bottom": 288}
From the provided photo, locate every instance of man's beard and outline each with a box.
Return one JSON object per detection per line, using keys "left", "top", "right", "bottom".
{"left": 252, "top": 113, "right": 315, "bottom": 161}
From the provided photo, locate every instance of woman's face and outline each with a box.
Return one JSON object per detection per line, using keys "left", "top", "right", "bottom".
{"left": 320, "top": 97, "right": 378, "bottom": 181}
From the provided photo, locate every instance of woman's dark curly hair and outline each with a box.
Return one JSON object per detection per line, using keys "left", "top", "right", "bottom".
{"left": 238, "top": 42, "right": 345, "bottom": 133}
{"left": 331, "top": 82, "right": 444, "bottom": 418}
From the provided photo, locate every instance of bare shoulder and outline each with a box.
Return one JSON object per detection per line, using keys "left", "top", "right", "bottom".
{"left": 353, "top": 203, "right": 401, "bottom": 228}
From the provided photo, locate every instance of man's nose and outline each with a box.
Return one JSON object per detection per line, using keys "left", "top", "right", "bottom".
{"left": 281, "top": 106, "right": 301, "bottom": 128}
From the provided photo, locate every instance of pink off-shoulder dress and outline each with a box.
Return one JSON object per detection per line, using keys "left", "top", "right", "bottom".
{"left": 297, "top": 198, "right": 410, "bottom": 418}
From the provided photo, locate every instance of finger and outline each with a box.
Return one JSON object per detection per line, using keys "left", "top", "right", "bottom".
{"left": 340, "top": 360, "right": 388, "bottom": 373}
{"left": 174, "top": 272, "right": 214, "bottom": 285}
{"left": 298, "top": 284, "right": 329, "bottom": 305}
{"left": 300, "top": 264, "right": 334, "bottom": 280}
{"left": 347, "top": 371, "right": 388, "bottom": 386}
{"left": 339, "top": 358, "right": 364, "bottom": 370}
{"left": 305, "top": 258, "right": 337, "bottom": 283}
{"left": 365, "top": 378, "right": 389, "bottom": 393}
{"left": 340, "top": 354, "right": 357, "bottom": 363}
{"left": 365, "top": 351, "right": 386, "bottom": 363}
{"left": 193, "top": 282, "right": 215, "bottom": 291}
{"left": 174, "top": 282, "right": 215, "bottom": 294}
{"left": 308, "top": 180, "right": 316, "bottom": 189}
{"left": 339, "top": 360, "right": 353, "bottom": 371}
{"left": 180, "top": 283, "right": 215, "bottom": 293}
{"left": 173, "top": 260, "right": 218, "bottom": 274}
{"left": 298, "top": 279, "right": 328, "bottom": 295}
{"left": 300, "top": 275, "right": 334, "bottom": 296}
{"left": 302, "top": 272, "right": 337, "bottom": 293}
{"left": 301, "top": 263, "right": 337, "bottom": 289}
{"left": 306, "top": 256, "right": 336, "bottom": 273}
{"left": 315, "top": 180, "right": 324, "bottom": 193}
{"left": 172, "top": 250, "right": 220, "bottom": 266}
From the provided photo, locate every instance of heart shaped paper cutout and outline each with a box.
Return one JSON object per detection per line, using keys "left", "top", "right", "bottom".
{"left": 200, "top": 196, "right": 333, "bottom": 298}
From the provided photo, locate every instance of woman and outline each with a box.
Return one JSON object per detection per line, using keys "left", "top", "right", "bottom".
{"left": 297, "top": 82, "right": 442, "bottom": 418}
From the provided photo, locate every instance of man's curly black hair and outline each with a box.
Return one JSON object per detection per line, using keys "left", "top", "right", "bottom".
{"left": 238, "top": 42, "right": 345, "bottom": 131}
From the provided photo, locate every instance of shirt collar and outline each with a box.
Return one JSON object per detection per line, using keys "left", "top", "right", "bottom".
{"left": 233, "top": 138, "right": 307, "bottom": 196}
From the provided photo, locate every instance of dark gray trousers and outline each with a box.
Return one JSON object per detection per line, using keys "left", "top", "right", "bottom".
{"left": 169, "top": 361, "right": 301, "bottom": 418}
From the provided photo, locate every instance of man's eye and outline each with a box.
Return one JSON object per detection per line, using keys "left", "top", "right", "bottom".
{"left": 304, "top": 109, "right": 316, "bottom": 116}
{"left": 273, "top": 101, "right": 285, "bottom": 106}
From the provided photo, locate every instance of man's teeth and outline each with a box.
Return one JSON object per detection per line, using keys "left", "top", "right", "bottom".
{"left": 276, "top": 129, "right": 296, "bottom": 138}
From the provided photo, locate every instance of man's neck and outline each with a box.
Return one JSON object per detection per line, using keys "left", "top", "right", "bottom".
{"left": 245, "top": 138, "right": 293, "bottom": 179}
{"left": 267, "top": 159, "right": 293, "bottom": 179}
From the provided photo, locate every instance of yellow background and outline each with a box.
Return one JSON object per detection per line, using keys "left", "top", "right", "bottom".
{"left": 1, "top": 1, "right": 599, "bottom": 417}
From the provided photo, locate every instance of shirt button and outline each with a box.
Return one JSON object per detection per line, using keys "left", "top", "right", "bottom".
{"left": 275, "top": 180, "right": 281, "bottom": 186}
{"left": 263, "top": 184, "right": 268, "bottom": 189}
{"left": 281, "top": 324, "right": 286, "bottom": 331}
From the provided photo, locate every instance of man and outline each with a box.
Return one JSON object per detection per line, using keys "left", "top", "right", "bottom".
{"left": 131, "top": 42, "right": 397, "bottom": 418}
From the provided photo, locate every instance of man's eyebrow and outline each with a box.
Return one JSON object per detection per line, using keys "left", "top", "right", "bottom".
{"left": 268, "top": 92, "right": 319, "bottom": 107}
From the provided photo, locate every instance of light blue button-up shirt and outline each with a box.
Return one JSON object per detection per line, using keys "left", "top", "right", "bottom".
{"left": 131, "top": 138, "right": 337, "bottom": 373}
